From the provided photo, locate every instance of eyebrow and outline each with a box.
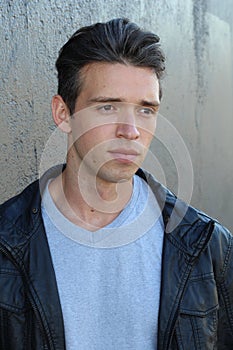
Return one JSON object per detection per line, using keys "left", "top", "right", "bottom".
{"left": 87, "top": 96, "right": 160, "bottom": 107}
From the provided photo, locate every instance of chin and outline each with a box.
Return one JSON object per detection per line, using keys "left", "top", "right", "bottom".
{"left": 97, "top": 166, "right": 138, "bottom": 184}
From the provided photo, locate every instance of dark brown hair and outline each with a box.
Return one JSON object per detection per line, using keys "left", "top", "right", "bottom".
{"left": 56, "top": 18, "right": 165, "bottom": 114}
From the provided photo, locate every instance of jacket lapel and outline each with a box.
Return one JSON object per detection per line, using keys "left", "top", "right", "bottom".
{"left": 0, "top": 176, "right": 66, "bottom": 350}
{"left": 27, "top": 215, "right": 66, "bottom": 350}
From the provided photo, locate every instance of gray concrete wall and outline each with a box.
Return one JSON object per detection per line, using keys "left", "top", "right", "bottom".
{"left": 0, "top": 0, "right": 233, "bottom": 231}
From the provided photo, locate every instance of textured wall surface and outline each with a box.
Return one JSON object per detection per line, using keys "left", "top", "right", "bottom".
{"left": 0, "top": 0, "right": 233, "bottom": 230}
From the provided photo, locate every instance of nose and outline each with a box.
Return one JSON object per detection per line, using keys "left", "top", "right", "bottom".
{"left": 116, "top": 116, "right": 140, "bottom": 140}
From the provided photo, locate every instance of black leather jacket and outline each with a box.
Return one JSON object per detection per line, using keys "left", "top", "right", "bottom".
{"left": 0, "top": 167, "right": 233, "bottom": 350}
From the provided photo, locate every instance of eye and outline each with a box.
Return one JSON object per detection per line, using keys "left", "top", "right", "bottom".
{"left": 138, "top": 107, "right": 157, "bottom": 116}
{"left": 97, "top": 104, "right": 116, "bottom": 112}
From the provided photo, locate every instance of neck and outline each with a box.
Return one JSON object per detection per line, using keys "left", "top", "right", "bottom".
{"left": 48, "top": 164, "right": 134, "bottom": 231}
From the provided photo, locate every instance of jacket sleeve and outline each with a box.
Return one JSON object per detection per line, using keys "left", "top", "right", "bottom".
{"left": 210, "top": 222, "right": 233, "bottom": 348}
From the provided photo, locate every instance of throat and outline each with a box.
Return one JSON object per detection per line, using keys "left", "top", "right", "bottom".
{"left": 49, "top": 170, "right": 134, "bottom": 231}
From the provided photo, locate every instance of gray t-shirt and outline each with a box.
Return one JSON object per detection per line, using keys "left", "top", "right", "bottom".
{"left": 41, "top": 175, "right": 164, "bottom": 350}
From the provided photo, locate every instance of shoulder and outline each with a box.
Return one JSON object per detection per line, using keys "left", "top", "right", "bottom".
{"left": 0, "top": 165, "right": 65, "bottom": 244}
{"left": 0, "top": 179, "right": 41, "bottom": 246}
{"left": 0, "top": 164, "right": 64, "bottom": 222}
{"left": 0, "top": 179, "right": 40, "bottom": 220}
{"left": 208, "top": 221, "right": 233, "bottom": 280}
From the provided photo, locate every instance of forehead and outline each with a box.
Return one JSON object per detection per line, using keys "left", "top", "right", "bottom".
{"left": 79, "top": 62, "right": 160, "bottom": 103}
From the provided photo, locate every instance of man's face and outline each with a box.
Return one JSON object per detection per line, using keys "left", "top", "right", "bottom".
{"left": 69, "top": 62, "right": 160, "bottom": 183}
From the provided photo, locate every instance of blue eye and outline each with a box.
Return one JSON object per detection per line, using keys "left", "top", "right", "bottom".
{"left": 98, "top": 104, "right": 115, "bottom": 111}
{"left": 138, "top": 107, "right": 156, "bottom": 116}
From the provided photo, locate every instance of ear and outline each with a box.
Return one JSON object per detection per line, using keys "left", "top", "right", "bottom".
{"left": 51, "top": 95, "right": 72, "bottom": 134}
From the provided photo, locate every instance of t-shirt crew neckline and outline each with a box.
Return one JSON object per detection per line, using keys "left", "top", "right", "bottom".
{"left": 41, "top": 174, "right": 162, "bottom": 249}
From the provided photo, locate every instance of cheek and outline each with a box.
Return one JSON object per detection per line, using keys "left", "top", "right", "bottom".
{"left": 74, "top": 125, "right": 115, "bottom": 153}
{"left": 74, "top": 132, "right": 96, "bottom": 156}
{"left": 139, "top": 128, "right": 155, "bottom": 146}
{"left": 137, "top": 117, "right": 157, "bottom": 139}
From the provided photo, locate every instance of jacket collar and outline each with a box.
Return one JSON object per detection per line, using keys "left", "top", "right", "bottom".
{"left": 136, "top": 168, "right": 213, "bottom": 259}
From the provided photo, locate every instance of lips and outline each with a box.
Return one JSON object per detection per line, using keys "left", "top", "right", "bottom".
{"left": 108, "top": 148, "right": 140, "bottom": 163}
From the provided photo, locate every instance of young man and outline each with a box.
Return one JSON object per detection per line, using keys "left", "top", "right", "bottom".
{"left": 0, "top": 18, "right": 232, "bottom": 350}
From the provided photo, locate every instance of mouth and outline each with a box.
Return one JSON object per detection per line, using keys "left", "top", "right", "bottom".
{"left": 108, "top": 149, "right": 140, "bottom": 163}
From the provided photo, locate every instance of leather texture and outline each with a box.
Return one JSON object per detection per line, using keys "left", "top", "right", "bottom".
{"left": 0, "top": 166, "right": 232, "bottom": 349}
